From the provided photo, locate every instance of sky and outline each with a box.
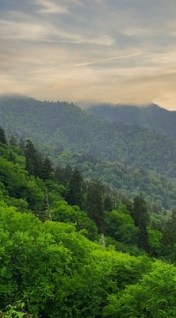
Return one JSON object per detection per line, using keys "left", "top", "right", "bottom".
{"left": 1, "top": 0, "right": 176, "bottom": 109}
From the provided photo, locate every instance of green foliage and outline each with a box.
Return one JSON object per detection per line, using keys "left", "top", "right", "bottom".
{"left": 1, "top": 302, "right": 32, "bottom": 318}
{"left": 1, "top": 96, "right": 176, "bottom": 211}
{"left": 1, "top": 128, "right": 176, "bottom": 317}
{"left": 103, "top": 261, "right": 176, "bottom": 318}
{"left": 103, "top": 195, "right": 113, "bottom": 212}
{"left": 148, "top": 228, "right": 163, "bottom": 257}
{"left": 40, "top": 157, "right": 53, "bottom": 180}
{"left": 0, "top": 126, "right": 7, "bottom": 145}
{"left": 66, "top": 168, "right": 84, "bottom": 207}
{"left": 89, "top": 103, "right": 176, "bottom": 139}
{"left": 52, "top": 200, "right": 98, "bottom": 240}
{"left": 24, "top": 140, "right": 42, "bottom": 177}
{"left": 87, "top": 180, "right": 105, "bottom": 230}
{"left": 105, "top": 205, "right": 138, "bottom": 245}
{"left": 133, "top": 194, "right": 150, "bottom": 251}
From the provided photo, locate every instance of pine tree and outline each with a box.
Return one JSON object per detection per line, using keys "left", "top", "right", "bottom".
{"left": 104, "top": 195, "right": 113, "bottom": 212}
{"left": 0, "top": 127, "right": 7, "bottom": 144}
{"left": 40, "top": 157, "right": 53, "bottom": 180}
{"left": 66, "top": 168, "right": 83, "bottom": 208}
{"left": 87, "top": 180, "right": 104, "bottom": 231}
{"left": 63, "top": 164, "right": 72, "bottom": 185}
{"left": 25, "top": 139, "right": 42, "bottom": 177}
{"left": 164, "top": 207, "right": 176, "bottom": 245}
{"left": 133, "top": 193, "right": 149, "bottom": 251}
{"left": 54, "top": 164, "right": 65, "bottom": 184}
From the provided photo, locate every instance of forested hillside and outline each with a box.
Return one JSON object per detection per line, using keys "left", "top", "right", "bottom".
{"left": 89, "top": 103, "right": 176, "bottom": 138}
{"left": 1, "top": 96, "right": 176, "bottom": 177}
{"left": 0, "top": 95, "right": 176, "bottom": 210}
{"left": 1, "top": 128, "right": 176, "bottom": 317}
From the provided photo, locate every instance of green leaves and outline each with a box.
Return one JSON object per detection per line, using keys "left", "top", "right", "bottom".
{"left": 104, "top": 261, "right": 176, "bottom": 318}
{"left": 105, "top": 205, "right": 138, "bottom": 245}
{"left": 1, "top": 201, "right": 176, "bottom": 318}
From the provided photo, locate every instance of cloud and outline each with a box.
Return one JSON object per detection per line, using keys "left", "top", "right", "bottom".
{"left": 75, "top": 52, "right": 141, "bottom": 67}
{"left": 44, "top": 33, "right": 114, "bottom": 46}
{"left": 0, "top": 0, "right": 176, "bottom": 108}
{"left": 34, "top": 0, "right": 69, "bottom": 14}
{"left": 0, "top": 15, "right": 114, "bottom": 47}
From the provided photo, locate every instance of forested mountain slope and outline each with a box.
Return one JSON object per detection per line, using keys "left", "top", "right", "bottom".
{"left": 1, "top": 129, "right": 176, "bottom": 317}
{"left": 0, "top": 95, "right": 176, "bottom": 176}
{"left": 1, "top": 95, "right": 176, "bottom": 210}
{"left": 88, "top": 103, "right": 176, "bottom": 138}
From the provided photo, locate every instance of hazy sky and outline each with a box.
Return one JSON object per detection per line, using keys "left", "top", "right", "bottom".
{"left": 1, "top": 0, "right": 176, "bottom": 109}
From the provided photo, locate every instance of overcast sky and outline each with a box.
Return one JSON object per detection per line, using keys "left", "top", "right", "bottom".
{"left": 1, "top": 0, "right": 176, "bottom": 109}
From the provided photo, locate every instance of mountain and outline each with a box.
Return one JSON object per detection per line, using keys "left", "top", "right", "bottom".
{"left": 1, "top": 95, "right": 176, "bottom": 209}
{"left": 1, "top": 128, "right": 176, "bottom": 317}
{"left": 88, "top": 103, "right": 176, "bottom": 138}
{"left": 0, "top": 95, "right": 175, "bottom": 174}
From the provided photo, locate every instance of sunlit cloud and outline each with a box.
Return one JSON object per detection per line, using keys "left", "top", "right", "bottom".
{"left": 75, "top": 52, "right": 141, "bottom": 67}
{"left": 0, "top": 0, "right": 176, "bottom": 109}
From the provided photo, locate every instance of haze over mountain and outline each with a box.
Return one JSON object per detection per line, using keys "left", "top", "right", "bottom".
{"left": 0, "top": 95, "right": 175, "bottom": 174}
{"left": 88, "top": 103, "right": 176, "bottom": 138}
{"left": 0, "top": 95, "right": 176, "bottom": 210}
{"left": 2, "top": 0, "right": 176, "bottom": 316}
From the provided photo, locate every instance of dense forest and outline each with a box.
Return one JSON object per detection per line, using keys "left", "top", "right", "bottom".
{"left": 1, "top": 126, "right": 176, "bottom": 317}
{"left": 1, "top": 95, "right": 176, "bottom": 211}
{"left": 89, "top": 103, "right": 176, "bottom": 138}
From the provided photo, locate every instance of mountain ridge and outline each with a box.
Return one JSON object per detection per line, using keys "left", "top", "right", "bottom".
{"left": 0, "top": 95, "right": 176, "bottom": 176}
{"left": 1, "top": 95, "right": 176, "bottom": 209}
{"left": 88, "top": 103, "right": 176, "bottom": 138}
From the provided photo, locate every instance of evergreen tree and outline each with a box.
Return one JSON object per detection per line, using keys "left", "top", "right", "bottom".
{"left": 0, "top": 127, "right": 7, "bottom": 144}
{"left": 40, "top": 157, "right": 53, "bottom": 180}
{"left": 133, "top": 193, "right": 149, "bottom": 252}
{"left": 63, "top": 164, "right": 72, "bottom": 185}
{"left": 54, "top": 164, "right": 65, "bottom": 184}
{"left": 25, "top": 139, "right": 42, "bottom": 177}
{"left": 104, "top": 195, "right": 113, "bottom": 212}
{"left": 66, "top": 168, "right": 83, "bottom": 208}
{"left": 164, "top": 207, "right": 176, "bottom": 245}
{"left": 87, "top": 180, "right": 104, "bottom": 231}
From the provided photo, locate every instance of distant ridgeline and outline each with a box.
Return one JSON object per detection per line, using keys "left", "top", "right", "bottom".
{"left": 1, "top": 126, "right": 176, "bottom": 317}
{"left": 0, "top": 95, "right": 176, "bottom": 210}
{"left": 88, "top": 102, "right": 176, "bottom": 138}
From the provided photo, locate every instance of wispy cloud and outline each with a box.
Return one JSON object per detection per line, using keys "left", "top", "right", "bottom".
{"left": 44, "top": 33, "right": 114, "bottom": 46}
{"left": 34, "top": 0, "right": 69, "bottom": 14}
{"left": 75, "top": 52, "right": 141, "bottom": 67}
{"left": 0, "top": 0, "right": 176, "bottom": 108}
{"left": 0, "top": 16, "right": 114, "bottom": 47}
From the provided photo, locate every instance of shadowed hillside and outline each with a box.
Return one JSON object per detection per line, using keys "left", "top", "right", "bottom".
{"left": 88, "top": 103, "right": 176, "bottom": 138}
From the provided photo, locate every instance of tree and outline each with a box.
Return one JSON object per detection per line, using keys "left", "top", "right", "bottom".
{"left": 40, "top": 157, "right": 53, "bottom": 180}
{"left": 105, "top": 205, "right": 138, "bottom": 245}
{"left": 103, "top": 261, "right": 176, "bottom": 318}
{"left": 133, "top": 194, "right": 149, "bottom": 251}
{"left": 0, "top": 127, "right": 7, "bottom": 145}
{"left": 24, "top": 140, "right": 42, "bottom": 177}
{"left": 66, "top": 168, "right": 84, "bottom": 208}
{"left": 164, "top": 207, "right": 176, "bottom": 245}
{"left": 54, "top": 164, "right": 65, "bottom": 184}
{"left": 87, "top": 180, "right": 104, "bottom": 231}
{"left": 104, "top": 195, "right": 113, "bottom": 212}
{"left": 63, "top": 164, "right": 72, "bottom": 184}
